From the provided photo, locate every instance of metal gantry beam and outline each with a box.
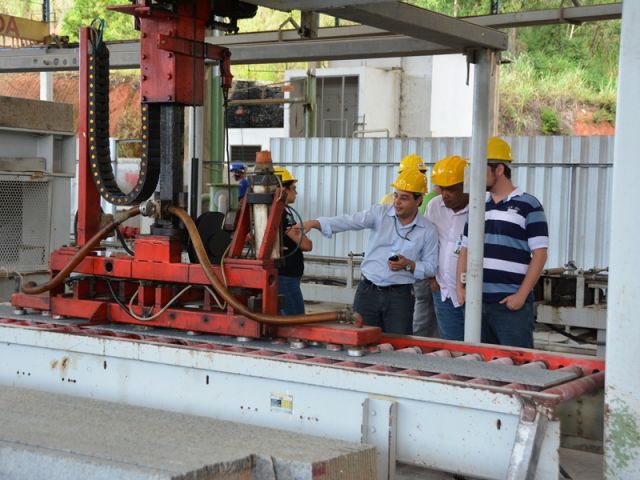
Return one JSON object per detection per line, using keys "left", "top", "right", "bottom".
{"left": 0, "top": 3, "right": 622, "bottom": 72}
{"left": 468, "top": 3, "right": 623, "bottom": 28}
{"left": 244, "top": 0, "right": 392, "bottom": 9}
{"left": 318, "top": 2, "right": 507, "bottom": 50}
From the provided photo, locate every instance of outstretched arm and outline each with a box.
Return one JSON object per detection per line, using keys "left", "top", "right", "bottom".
{"left": 300, "top": 219, "right": 320, "bottom": 234}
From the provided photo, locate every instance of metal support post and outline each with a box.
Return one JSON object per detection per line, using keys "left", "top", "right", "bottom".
{"left": 506, "top": 399, "right": 549, "bottom": 480}
{"left": 464, "top": 48, "right": 495, "bottom": 342}
{"left": 210, "top": 65, "right": 225, "bottom": 185}
{"left": 76, "top": 28, "right": 102, "bottom": 245}
{"left": 39, "top": 72, "right": 53, "bottom": 101}
{"left": 188, "top": 106, "right": 203, "bottom": 220}
{"left": 605, "top": 1, "right": 640, "bottom": 477}
{"left": 362, "top": 397, "right": 397, "bottom": 480}
{"left": 305, "top": 69, "right": 317, "bottom": 137}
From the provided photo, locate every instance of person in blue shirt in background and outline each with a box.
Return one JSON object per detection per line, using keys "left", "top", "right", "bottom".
{"left": 230, "top": 163, "right": 250, "bottom": 201}
{"left": 301, "top": 168, "right": 438, "bottom": 334}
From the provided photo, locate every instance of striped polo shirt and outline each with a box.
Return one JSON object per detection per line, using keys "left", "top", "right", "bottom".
{"left": 462, "top": 188, "right": 548, "bottom": 302}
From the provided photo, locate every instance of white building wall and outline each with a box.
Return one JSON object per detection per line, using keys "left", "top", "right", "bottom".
{"left": 358, "top": 66, "right": 399, "bottom": 137}
{"left": 319, "top": 54, "right": 474, "bottom": 138}
{"left": 398, "top": 56, "right": 433, "bottom": 137}
{"left": 227, "top": 128, "right": 285, "bottom": 155}
{"left": 429, "top": 55, "right": 474, "bottom": 137}
{"left": 285, "top": 66, "right": 398, "bottom": 138}
{"left": 234, "top": 54, "right": 473, "bottom": 143}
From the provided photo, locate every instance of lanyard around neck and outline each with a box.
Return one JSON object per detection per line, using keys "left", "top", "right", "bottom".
{"left": 393, "top": 216, "right": 416, "bottom": 241}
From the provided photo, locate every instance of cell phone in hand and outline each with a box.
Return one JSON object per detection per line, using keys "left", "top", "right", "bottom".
{"left": 388, "top": 255, "right": 399, "bottom": 262}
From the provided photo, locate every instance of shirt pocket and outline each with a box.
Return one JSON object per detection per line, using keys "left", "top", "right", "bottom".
{"left": 399, "top": 239, "right": 424, "bottom": 262}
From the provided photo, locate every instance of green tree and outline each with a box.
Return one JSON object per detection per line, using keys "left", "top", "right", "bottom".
{"left": 61, "top": 0, "right": 137, "bottom": 41}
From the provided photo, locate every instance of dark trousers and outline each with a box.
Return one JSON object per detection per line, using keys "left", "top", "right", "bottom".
{"left": 278, "top": 275, "right": 305, "bottom": 315}
{"left": 353, "top": 280, "right": 414, "bottom": 334}
{"left": 413, "top": 279, "right": 439, "bottom": 337}
{"left": 481, "top": 301, "right": 534, "bottom": 348}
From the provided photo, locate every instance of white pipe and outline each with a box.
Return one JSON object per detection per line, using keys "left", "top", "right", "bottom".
{"left": 464, "top": 49, "right": 495, "bottom": 342}
{"left": 605, "top": 2, "right": 640, "bottom": 477}
{"left": 40, "top": 72, "right": 53, "bottom": 101}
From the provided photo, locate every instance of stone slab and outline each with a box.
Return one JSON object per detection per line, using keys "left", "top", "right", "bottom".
{"left": 0, "top": 95, "right": 73, "bottom": 133}
{"left": 0, "top": 385, "right": 376, "bottom": 480}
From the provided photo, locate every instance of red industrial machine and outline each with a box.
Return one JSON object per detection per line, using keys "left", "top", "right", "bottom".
{"left": 11, "top": 0, "right": 377, "bottom": 348}
{"left": 6, "top": 0, "right": 607, "bottom": 383}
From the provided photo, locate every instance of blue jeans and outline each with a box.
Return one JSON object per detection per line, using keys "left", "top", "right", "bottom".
{"left": 353, "top": 280, "right": 414, "bottom": 334}
{"left": 432, "top": 293, "right": 465, "bottom": 341}
{"left": 481, "top": 301, "right": 534, "bottom": 348}
{"left": 278, "top": 275, "right": 305, "bottom": 315}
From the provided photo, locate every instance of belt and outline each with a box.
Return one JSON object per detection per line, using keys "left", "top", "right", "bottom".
{"left": 361, "top": 276, "right": 412, "bottom": 291}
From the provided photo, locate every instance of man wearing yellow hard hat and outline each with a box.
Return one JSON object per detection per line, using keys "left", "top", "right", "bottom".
{"left": 456, "top": 137, "right": 548, "bottom": 348}
{"left": 425, "top": 155, "right": 469, "bottom": 341}
{"left": 380, "top": 154, "right": 435, "bottom": 216}
{"left": 301, "top": 169, "right": 438, "bottom": 334}
{"left": 381, "top": 154, "right": 440, "bottom": 337}
{"left": 274, "top": 166, "right": 312, "bottom": 315}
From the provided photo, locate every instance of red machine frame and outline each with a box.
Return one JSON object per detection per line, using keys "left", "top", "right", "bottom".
{"left": 11, "top": 3, "right": 381, "bottom": 347}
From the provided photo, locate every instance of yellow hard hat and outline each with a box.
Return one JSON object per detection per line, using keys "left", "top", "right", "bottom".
{"left": 398, "top": 154, "right": 427, "bottom": 173}
{"left": 391, "top": 168, "right": 427, "bottom": 194}
{"left": 431, "top": 155, "right": 469, "bottom": 187}
{"left": 487, "top": 136, "right": 513, "bottom": 162}
{"left": 274, "top": 166, "right": 297, "bottom": 183}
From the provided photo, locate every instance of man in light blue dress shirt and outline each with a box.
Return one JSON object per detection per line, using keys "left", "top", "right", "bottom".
{"left": 301, "top": 169, "right": 438, "bottom": 334}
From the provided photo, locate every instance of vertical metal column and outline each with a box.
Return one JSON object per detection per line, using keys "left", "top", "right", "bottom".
{"left": 464, "top": 49, "right": 495, "bottom": 342}
{"left": 305, "top": 69, "right": 317, "bottom": 138}
{"left": 302, "top": 12, "right": 318, "bottom": 138}
{"left": 76, "top": 28, "right": 102, "bottom": 245}
{"left": 188, "top": 106, "right": 203, "bottom": 219}
{"left": 151, "top": 105, "right": 185, "bottom": 235}
{"left": 210, "top": 66, "right": 225, "bottom": 186}
{"left": 40, "top": 0, "right": 52, "bottom": 102}
{"left": 605, "top": 2, "right": 640, "bottom": 478}
{"left": 40, "top": 73, "right": 53, "bottom": 101}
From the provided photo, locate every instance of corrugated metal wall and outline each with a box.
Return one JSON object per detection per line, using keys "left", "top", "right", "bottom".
{"left": 271, "top": 136, "right": 613, "bottom": 273}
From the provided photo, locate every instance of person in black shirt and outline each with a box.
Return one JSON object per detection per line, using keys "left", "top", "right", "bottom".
{"left": 274, "top": 166, "right": 312, "bottom": 315}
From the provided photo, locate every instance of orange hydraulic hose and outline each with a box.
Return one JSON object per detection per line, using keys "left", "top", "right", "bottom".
{"left": 22, "top": 207, "right": 142, "bottom": 295}
{"left": 169, "top": 205, "right": 354, "bottom": 326}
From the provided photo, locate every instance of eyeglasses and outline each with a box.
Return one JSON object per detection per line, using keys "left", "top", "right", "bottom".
{"left": 392, "top": 192, "right": 414, "bottom": 202}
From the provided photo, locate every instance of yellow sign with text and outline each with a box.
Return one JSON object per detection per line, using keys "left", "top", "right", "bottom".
{"left": 0, "top": 14, "right": 49, "bottom": 42}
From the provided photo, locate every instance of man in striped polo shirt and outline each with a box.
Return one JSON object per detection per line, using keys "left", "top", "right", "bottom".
{"left": 456, "top": 137, "right": 548, "bottom": 348}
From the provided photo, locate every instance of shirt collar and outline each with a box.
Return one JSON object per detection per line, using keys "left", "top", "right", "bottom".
{"left": 486, "top": 187, "right": 523, "bottom": 204}
{"left": 437, "top": 196, "right": 469, "bottom": 215}
{"left": 507, "top": 187, "right": 524, "bottom": 200}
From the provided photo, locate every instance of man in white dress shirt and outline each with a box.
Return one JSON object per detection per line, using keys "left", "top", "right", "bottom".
{"left": 425, "top": 155, "right": 469, "bottom": 340}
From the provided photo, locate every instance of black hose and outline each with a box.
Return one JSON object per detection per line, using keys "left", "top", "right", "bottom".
{"left": 544, "top": 323, "right": 605, "bottom": 346}
{"left": 116, "top": 228, "right": 135, "bottom": 255}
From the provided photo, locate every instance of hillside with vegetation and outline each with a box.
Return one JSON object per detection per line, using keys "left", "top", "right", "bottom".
{"left": 0, "top": 0, "right": 619, "bottom": 136}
